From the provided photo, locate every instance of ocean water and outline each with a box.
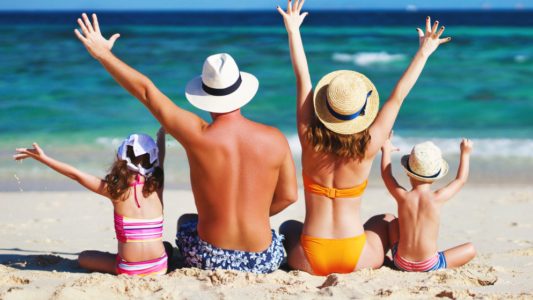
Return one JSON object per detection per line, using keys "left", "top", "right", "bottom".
{"left": 1, "top": 11, "right": 532, "bottom": 190}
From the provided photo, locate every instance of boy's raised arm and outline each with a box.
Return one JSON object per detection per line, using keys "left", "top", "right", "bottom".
{"left": 435, "top": 139, "right": 473, "bottom": 203}
{"left": 380, "top": 132, "right": 407, "bottom": 200}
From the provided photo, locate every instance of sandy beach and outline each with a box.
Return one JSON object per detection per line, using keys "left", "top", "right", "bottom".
{"left": 1, "top": 185, "right": 532, "bottom": 299}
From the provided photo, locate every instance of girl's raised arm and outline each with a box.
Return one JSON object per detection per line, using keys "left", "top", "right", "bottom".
{"left": 277, "top": 0, "right": 313, "bottom": 139}
{"left": 367, "top": 17, "right": 451, "bottom": 157}
{"left": 14, "top": 143, "right": 111, "bottom": 199}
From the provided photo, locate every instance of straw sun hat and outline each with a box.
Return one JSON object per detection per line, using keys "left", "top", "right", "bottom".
{"left": 401, "top": 141, "right": 449, "bottom": 183}
{"left": 185, "top": 53, "right": 259, "bottom": 113}
{"left": 314, "top": 70, "right": 380, "bottom": 135}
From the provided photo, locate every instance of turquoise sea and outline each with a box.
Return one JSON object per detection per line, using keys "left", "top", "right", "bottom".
{"left": 1, "top": 11, "right": 532, "bottom": 190}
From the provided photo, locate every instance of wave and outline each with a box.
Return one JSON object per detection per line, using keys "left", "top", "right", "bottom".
{"left": 285, "top": 134, "right": 533, "bottom": 158}
{"left": 96, "top": 134, "right": 533, "bottom": 158}
{"left": 514, "top": 54, "right": 528, "bottom": 63}
{"left": 332, "top": 52, "right": 405, "bottom": 67}
{"left": 95, "top": 136, "right": 183, "bottom": 149}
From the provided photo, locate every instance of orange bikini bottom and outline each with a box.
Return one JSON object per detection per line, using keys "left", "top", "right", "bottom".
{"left": 300, "top": 233, "right": 366, "bottom": 276}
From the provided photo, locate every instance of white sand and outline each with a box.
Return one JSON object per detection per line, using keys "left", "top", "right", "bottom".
{"left": 1, "top": 186, "right": 532, "bottom": 299}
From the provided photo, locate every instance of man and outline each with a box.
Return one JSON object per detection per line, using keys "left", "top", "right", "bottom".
{"left": 74, "top": 13, "right": 297, "bottom": 273}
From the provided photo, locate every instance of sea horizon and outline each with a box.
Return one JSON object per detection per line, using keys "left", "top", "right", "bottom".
{"left": 1, "top": 10, "right": 531, "bottom": 190}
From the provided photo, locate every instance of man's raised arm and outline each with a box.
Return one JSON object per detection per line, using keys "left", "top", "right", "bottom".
{"left": 74, "top": 13, "right": 206, "bottom": 145}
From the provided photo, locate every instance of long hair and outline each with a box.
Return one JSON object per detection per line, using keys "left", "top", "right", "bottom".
{"left": 105, "top": 146, "right": 164, "bottom": 201}
{"left": 305, "top": 116, "right": 371, "bottom": 161}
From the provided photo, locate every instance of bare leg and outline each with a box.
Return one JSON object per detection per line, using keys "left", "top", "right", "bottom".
{"left": 78, "top": 250, "right": 117, "bottom": 274}
{"left": 357, "top": 213, "right": 397, "bottom": 270}
{"left": 443, "top": 242, "right": 476, "bottom": 268}
{"left": 278, "top": 220, "right": 313, "bottom": 273}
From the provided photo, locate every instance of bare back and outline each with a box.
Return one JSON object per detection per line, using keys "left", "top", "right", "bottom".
{"left": 187, "top": 114, "right": 292, "bottom": 252}
{"left": 396, "top": 189, "right": 441, "bottom": 261}
{"left": 301, "top": 143, "right": 375, "bottom": 238}
{"left": 113, "top": 182, "right": 164, "bottom": 262}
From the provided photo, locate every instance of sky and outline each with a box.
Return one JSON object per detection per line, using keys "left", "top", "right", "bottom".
{"left": 0, "top": 0, "right": 530, "bottom": 10}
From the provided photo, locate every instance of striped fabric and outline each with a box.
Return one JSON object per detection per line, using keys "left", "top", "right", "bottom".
{"left": 391, "top": 243, "right": 447, "bottom": 272}
{"left": 116, "top": 253, "right": 168, "bottom": 276}
{"left": 114, "top": 213, "right": 164, "bottom": 243}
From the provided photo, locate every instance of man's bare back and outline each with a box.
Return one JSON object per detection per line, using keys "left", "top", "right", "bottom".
{"left": 187, "top": 111, "right": 297, "bottom": 251}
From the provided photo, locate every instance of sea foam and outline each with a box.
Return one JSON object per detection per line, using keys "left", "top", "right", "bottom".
{"left": 286, "top": 134, "right": 533, "bottom": 158}
{"left": 332, "top": 52, "right": 405, "bottom": 66}
{"left": 96, "top": 134, "right": 533, "bottom": 158}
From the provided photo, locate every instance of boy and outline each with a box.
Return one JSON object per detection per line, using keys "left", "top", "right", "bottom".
{"left": 380, "top": 133, "right": 476, "bottom": 271}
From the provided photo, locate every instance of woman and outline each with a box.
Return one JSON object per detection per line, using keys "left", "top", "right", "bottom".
{"left": 277, "top": 0, "right": 452, "bottom": 275}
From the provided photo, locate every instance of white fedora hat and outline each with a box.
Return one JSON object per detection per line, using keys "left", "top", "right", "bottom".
{"left": 401, "top": 141, "right": 449, "bottom": 183}
{"left": 185, "top": 53, "right": 259, "bottom": 113}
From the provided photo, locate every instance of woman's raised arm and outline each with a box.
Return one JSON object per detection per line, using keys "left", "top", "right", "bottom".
{"left": 367, "top": 17, "right": 451, "bottom": 156}
{"left": 74, "top": 13, "right": 207, "bottom": 147}
{"left": 277, "top": 0, "right": 313, "bottom": 138}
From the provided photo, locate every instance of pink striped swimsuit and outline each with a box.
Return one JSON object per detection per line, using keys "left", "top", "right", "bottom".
{"left": 114, "top": 175, "right": 167, "bottom": 276}
{"left": 391, "top": 243, "right": 447, "bottom": 272}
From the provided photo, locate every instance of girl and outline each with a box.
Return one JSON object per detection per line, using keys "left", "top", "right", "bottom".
{"left": 13, "top": 128, "right": 169, "bottom": 276}
{"left": 277, "top": 0, "right": 452, "bottom": 275}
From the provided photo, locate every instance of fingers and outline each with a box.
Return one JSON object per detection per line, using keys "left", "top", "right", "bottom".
{"left": 109, "top": 33, "right": 121, "bottom": 45}
{"left": 439, "top": 37, "right": 452, "bottom": 44}
{"left": 436, "top": 25, "right": 445, "bottom": 38}
{"left": 297, "top": 0, "right": 305, "bottom": 12}
{"left": 287, "top": 0, "right": 292, "bottom": 14}
{"left": 77, "top": 18, "right": 89, "bottom": 36}
{"left": 82, "top": 13, "right": 94, "bottom": 33}
{"left": 13, "top": 154, "right": 30, "bottom": 160}
{"left": 92, "top": 13, "right": 100, "bottom": 33}
{"left": 416, "top": 28, "right": 424, "bottom": 38}
{"left": 431, "top": 20, "right": 439, "bottom": 35}
{"left": 74, "top": 29, "right": 87, "bottom": 43}
{"left": 32, "top": 142, "right": 43, "bottom": 154}
{"left": 276, "top": 5, "right": 287, "bottom": 16}
{"left": 15, "top": 148, "right": 28, "bottom": 154}
{"left": 425, "top": 16, "right": 431, "bottom": 33}
{"left": 301, "top": 12, "right": 309, "bottom": 21}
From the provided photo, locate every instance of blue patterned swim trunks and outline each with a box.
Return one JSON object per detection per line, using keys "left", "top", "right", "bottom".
{"left": 175, "top": 221, "right": 285, "bottom": 274}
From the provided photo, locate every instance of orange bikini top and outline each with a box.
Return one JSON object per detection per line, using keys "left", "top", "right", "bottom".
{"left": 303, "top": 174, "right": 367, "bottom": 198}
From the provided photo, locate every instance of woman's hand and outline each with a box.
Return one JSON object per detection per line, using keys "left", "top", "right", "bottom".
{"left": 277, "top": 0, "right": 309, "bottom": 34}
{"left": 74, "top": 13, "right": 120, "bottom": 60}
{"left": 14, "top": 143, "right": 48, "bottom": 162}
{"left": 417, "top": 16, "right": 451, "bottom": 57}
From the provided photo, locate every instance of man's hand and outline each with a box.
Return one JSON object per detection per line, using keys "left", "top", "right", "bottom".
{"left": 74, "top": 13, "right": 120, "bottom": 60}
{"left": 417, "top": 16, "right": 451, "bottom": 58}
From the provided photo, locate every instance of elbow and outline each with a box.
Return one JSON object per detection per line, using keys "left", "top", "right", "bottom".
{"left": 282, "top": 189, "right": 299, "bottom": 206}
{"left": 137, "top": 77, "right": 154, "bottom": 104}
{"left": 285, "top": 189, "right": 299, "bottom": 205}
